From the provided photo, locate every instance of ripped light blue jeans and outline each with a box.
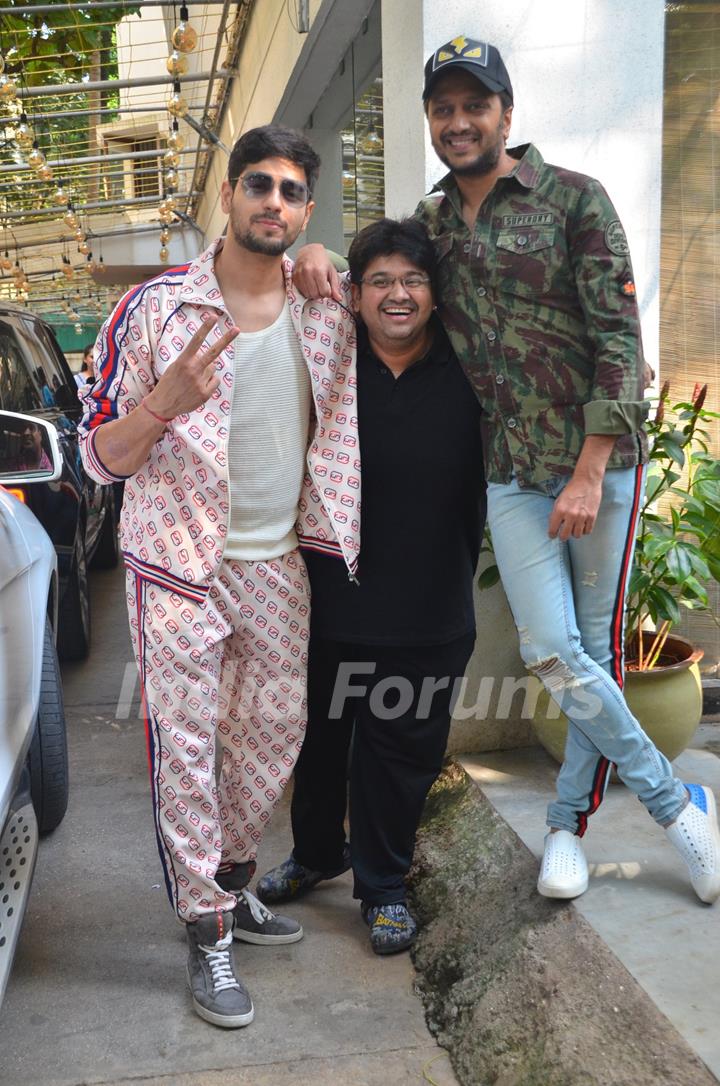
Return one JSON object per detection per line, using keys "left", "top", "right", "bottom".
{"left": 487, "top": 467, "right": 688, "bottom": 834}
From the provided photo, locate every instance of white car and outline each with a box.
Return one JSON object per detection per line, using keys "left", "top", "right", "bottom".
{"left": 0, "top": 410, "right": 67, "bottom": 1006}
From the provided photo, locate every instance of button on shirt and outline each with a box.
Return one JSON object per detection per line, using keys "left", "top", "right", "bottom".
{"left": 303, "top": 320, "right": 485, "bottom": 646}
{"left": 415, "top": 143, "right": 649, "bottom": 490}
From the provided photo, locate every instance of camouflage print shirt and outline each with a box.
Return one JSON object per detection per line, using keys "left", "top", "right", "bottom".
{"left": 415, "top": 143, "right": 649, "bottom": 490}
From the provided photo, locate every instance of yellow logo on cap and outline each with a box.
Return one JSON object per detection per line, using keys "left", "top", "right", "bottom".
{"left": 434, "top": 37, "right": 487, "bottom": 69}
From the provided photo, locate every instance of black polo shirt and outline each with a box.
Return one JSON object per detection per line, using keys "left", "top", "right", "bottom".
{"left": 302, "top": 319, "right": 486, "bottom": 646}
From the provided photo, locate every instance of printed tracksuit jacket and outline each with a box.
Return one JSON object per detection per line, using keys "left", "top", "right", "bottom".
{"left": 78, "top": 235, "right": 361, "bottom": 588}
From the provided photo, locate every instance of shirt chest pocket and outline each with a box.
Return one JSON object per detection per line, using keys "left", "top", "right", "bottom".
{"left": 432, "top": 232, "right": 456, "bottom": 299}
{"left": 494, "top": 227, "right": 557, "bottom": 295}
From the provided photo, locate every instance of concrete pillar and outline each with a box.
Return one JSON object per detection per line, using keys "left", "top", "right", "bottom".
{"left": 381, "top": 0, "right": 665, "bottom": 751}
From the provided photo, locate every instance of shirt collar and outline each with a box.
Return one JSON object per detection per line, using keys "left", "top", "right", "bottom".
{"left": 431, "top": 142, "right": 545, "bottom": 204}
{"left": 359, "top": 314, "right": 452, "bottom": 372}
{"left": 177, "top": 235, "right": 295, "bottom": 311}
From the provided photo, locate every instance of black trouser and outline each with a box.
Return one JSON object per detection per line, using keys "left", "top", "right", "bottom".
{"left": 291, "top": 632, "right": 475, "bottom": 905}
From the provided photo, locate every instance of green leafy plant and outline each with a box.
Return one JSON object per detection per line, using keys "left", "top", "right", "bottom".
{"left": 477, "top": 382, "right": 720, "bottom": 670}
{"left": 627, "top": 382, "right": 720, "bottom": 669}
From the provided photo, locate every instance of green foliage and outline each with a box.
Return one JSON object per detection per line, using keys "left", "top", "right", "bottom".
{"left": 0, "top": 4, "right": 140, "bottom": 86}
{"left": 627, "top": 383, "right": 720, "bottom": 640}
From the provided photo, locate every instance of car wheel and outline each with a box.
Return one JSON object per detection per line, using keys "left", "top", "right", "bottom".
{"left": 90, "top": 491, "right": 119, "bottom": 570}
{"left": 58, "top": 530, "right": 91, "bottom": 662}
{"left": 29, "top": 620, "right": 69, "bottom": 835}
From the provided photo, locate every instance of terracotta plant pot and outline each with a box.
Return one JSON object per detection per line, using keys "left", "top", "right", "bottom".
{"left": 531, "top": 634, "right": 704, "bottom": 765}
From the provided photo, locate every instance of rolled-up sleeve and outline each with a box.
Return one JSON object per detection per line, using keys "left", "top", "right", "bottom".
{"left": 570, "top": 180, "right": 648, "bottom": 435}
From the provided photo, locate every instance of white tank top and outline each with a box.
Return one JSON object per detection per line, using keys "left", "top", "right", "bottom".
{"left": 224, "top": 302, "right": 311, "bottom": 561}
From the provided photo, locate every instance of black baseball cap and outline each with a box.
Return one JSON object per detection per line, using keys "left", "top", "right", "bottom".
{"left": 422, "top": 36, "right": 513, "bottom": 103}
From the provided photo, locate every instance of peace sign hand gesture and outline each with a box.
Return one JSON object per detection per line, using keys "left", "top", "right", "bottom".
{"left": 145, "top": 316, "right": 239, "bottom": 422}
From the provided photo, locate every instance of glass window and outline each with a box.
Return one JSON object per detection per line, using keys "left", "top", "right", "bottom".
{"left": 0, "top": 320, "right": 40, "bottom": 414}
{"left": 341, "top": 76, "right": 385, "bottom": 253}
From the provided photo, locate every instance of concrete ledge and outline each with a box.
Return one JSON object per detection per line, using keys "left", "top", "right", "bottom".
{"left": 408, "top": 762, "right": 716, "bottom": 1086}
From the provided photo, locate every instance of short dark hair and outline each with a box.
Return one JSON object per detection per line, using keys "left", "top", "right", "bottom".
{"left": 227, "top": 125, "right": 321, "bottom": 194}
{"left": 348, "top": 218, "right": 438, "bottom": 297}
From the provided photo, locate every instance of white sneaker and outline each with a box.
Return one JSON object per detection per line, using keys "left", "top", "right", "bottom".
{"left": 666, "top": 784, "right": 720, "bottom": 904}
{"left": 537, "top": 829, "right": 589, "bottom": 899}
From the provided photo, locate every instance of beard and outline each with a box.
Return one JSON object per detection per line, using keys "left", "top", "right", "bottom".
{"left": 229, "top": 210, "right": 303, "bottom": 256}
{"left": 434, "top": 122, "right": 505, "bottom": 177}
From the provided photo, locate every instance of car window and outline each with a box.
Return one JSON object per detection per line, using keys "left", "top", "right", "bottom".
{"left": 12, "top": 317, "right": 67, "bottom": 406}
{"left": 23, "top": 318, "right": 79, "bottom": 413}
{"left": 0, "top": 320, "right": 41, "bottom": 413}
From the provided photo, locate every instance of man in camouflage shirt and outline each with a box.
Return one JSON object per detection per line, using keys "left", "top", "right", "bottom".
{"left": 291, "top": 37, "right": 720, "bottom": 907}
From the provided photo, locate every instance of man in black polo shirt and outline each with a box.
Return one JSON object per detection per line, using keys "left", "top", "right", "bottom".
{"left": 258, "top": 218, "right": 485, "bottom": 953}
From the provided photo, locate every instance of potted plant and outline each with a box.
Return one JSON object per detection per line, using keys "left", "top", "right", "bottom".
{"left": 482, "top": 383, "right": 720, "bottom": 762}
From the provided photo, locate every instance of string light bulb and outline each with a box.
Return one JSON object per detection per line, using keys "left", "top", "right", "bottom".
{"left": 163, "top": 148, "right": 180, "bottom": 169}
{"left": 167, "top": 89, "right": 188, "bottom": 118}
{"left": 159, "top": 228, "right": 170, "bottom": 244}
{"left": 164, "top": 168, "right": 179, "bottom": 189}
{"left": 159, "top": 245, "right": 169, "bottom": 263}
{"left": 0, "top": 252, "right": 11, "bottom": 272}
{"left": 27, "top": 143, "right": 46, "bottom": 171}
{"left": 167, "top": 126, "right": 185, "bottom": 153}
{"left": 0, "top": 75, "right": 17, "bottom": 103}
{"left": 14, "top": 114, "right": 35, "bottom": 150}
{"left": 172, "top": 5, "right": 198, "bottom": 52}
{"left": 166, "top": 50, "right": 188, "bottom": 76}
{"left": 78, "top": 241, "right": 90, "bottom": 255}
{"left": 38, "top": 163, "right": 54, "bottom": 182}
{"left": 54, "top": 187, "right": 70, "bottom": 206}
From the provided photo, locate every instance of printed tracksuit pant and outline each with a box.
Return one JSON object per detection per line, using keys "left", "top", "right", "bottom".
{"left": 126, "top": 550, "right": 310, "bottom": 921}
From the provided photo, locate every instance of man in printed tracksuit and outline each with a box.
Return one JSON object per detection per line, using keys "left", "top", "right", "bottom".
{"left": 79, "top": 125, "right": 361, "bottom": 1028}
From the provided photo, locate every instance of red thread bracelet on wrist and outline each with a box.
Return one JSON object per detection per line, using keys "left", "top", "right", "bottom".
{"left": 140, "top": 399, "right": 172, "bottom": 425}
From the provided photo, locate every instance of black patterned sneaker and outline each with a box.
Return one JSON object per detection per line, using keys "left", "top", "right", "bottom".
{"left": 186, "top": 911, "right": 254, "bottom": 1029}
{"left": 361, "top": 902, "right": 418, "bottom": 955}
{"left": 256, "top": 847, "right": 351, "bottom": 905}
{"left": 231, "top": 888, "right": 304, "bottom": 945}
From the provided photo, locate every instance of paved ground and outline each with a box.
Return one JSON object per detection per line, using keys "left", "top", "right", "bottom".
{"left": 464, "top": 736, "right": 720, "bottom": 1081}
{"left": 0, "top": 564, "right": 457, "bottom": 1086}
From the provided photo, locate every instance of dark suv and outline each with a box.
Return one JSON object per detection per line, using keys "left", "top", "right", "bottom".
{"left": 0, "top": 303, "right": 117, "bottom": 660}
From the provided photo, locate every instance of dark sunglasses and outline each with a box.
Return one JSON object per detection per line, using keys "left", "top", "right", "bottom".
{"left": 236, "top": 171, "right": 310, "bottom": 207}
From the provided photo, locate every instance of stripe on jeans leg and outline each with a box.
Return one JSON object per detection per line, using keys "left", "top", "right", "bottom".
{"left": 134, "top": 572, "right": 178, "bottom": 913}
{"left": 576, "top": 756, "right": 612, "bottom": 837}
{"left": 609, "top": 465, "right": 645, "bottom": 689}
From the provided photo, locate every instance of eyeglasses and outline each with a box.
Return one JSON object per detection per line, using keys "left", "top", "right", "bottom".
{"left": 236, "top": 171, "right": 310, "bottom": 207}
{"left": 359, "top": 273, "right": 432, "bottom": 291}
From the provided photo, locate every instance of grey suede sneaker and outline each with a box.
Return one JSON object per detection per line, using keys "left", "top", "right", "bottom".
{"left": 231, "top": 888, "right": 303, "bottom": 945}
{"left": 185, "top": 911, "right": 254, "bottom": 1028}
{"left": 215, "top": 865, "right": 304, "bottom": 944}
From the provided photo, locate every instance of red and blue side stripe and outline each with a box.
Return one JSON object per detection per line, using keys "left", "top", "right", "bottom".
{"left": 89, "top": 265, "right": 190, "bottom": 431}
{"left": 133, "top": 571, "right": 178, "bottom": 913}
{"left": 575, "top": 464, "right": 645, "bottom": 835}
{"left": 123, "top": 552, "right": 210, "bottom": 603}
